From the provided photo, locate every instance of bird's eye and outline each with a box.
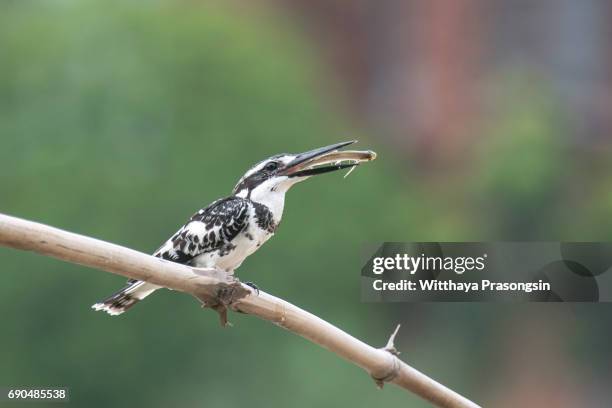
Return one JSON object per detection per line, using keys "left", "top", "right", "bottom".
{"left": 264, "top": 162, "right": 279, "bottom": 172}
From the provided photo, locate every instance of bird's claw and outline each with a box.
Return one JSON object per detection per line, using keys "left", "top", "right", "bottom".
{"left": 244, "top": 281, "right": 260, "bottom": 295}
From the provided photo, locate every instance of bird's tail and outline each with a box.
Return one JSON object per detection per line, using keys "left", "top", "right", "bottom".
{"left": 92, "top": 281, "right": 160, "bottom": 316}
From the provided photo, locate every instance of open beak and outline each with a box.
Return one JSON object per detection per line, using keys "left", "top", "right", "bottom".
{"left": 281, "top": 140, "right": 377, "bottom": 178}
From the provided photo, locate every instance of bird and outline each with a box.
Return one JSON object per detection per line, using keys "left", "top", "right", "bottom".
{"left": 92, "top": 140, "right": 375, "bottom": 315}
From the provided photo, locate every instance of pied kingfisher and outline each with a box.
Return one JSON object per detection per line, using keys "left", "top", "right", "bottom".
{"left": 92, "top": 141, "right": 375, "bottom": 315}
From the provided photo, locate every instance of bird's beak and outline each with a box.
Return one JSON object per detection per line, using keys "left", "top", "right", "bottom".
{"left": 281, "top": 140, "right": 377, "bottom": 178}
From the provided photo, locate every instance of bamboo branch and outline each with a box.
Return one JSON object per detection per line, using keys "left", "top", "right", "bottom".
{"left": 0, "top": 213, "right": 480, "bottom": 408}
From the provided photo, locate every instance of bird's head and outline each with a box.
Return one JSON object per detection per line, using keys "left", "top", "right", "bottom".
{"left": 232, "top": 141, "right": 376, "bottom": 204}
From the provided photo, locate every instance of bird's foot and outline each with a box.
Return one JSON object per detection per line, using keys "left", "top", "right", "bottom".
{"left": 244, "top": 281, "right": 260, "bottom": 295}
{"left": 193, "top": 281, "right": 249, "bottom": 327}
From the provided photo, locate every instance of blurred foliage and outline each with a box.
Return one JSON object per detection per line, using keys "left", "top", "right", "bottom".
{"left": 472, "top": 79, "right": 567, "bottom": 238}
{"left": 1, "top": 1, "right": 612, "bottom": 408}
{"left": 0, "top": 1, "right": 413, "bottom": 407}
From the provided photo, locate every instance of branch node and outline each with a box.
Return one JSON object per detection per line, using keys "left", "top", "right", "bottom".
{"left": 194, "top": 280, "right": 250, "bottom": 327}
{"left": 372, "top": 324, "right": 402, "bottom": 389}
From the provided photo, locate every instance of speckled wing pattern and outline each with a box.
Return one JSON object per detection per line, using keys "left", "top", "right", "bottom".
{"left": 153, "top": 196, "right": 250, "bottom": 265}
{"left": 97, "top": 197, "right": 251, "bottom": 312}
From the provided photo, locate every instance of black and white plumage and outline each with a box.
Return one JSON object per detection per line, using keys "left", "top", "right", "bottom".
{"left": 92, "top": 141, "right": 372, "bottom": 315}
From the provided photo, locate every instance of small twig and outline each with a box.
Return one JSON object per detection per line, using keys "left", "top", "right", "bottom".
{"left": 0, "top": 213, "right": 480, "bottom": 408}
{"left": 384, "top": 324, "right": 402, "bottom": 355}
{"left": 372, "top": 324, "right": 402, "bottom": 389}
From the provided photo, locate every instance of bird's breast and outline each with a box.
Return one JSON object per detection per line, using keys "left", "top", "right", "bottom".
{"left": 191, "top": 204, "right": 275, "bottom": 273}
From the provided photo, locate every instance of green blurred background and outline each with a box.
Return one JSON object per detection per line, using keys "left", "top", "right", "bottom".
{"left": 1, "top": 1, "right": 612, "bottom": 407}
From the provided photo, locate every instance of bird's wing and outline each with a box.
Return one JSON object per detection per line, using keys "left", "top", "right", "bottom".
{"left": 152, "top": 196, "right": 250, "bottom": 265}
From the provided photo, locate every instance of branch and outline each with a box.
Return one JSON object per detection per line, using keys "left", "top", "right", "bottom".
{"left": 0, "top": 213, "right": 480, "bottom": 408}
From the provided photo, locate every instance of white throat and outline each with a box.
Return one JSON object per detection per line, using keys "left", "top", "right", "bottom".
{"left": 235, "top": 176, "right": 303, "bottom": 223}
